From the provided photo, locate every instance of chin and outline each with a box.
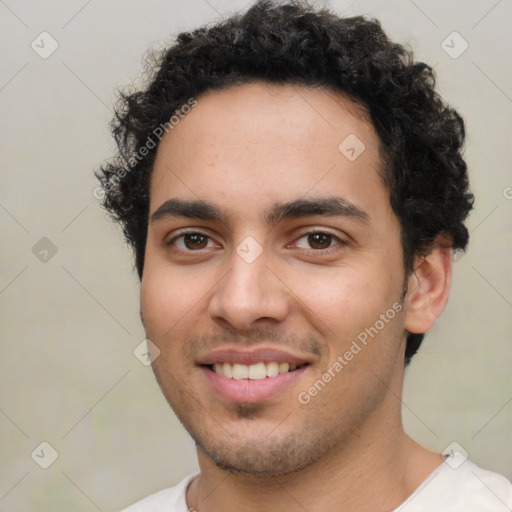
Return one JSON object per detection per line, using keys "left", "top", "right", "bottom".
{"left": 199, "top": 439, "right": 319, "bottom": 476}
{"left": 189, "top": 417, "right": 341, "bottom": 477}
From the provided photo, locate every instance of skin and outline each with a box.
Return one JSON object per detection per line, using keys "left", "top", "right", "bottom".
{"left": 140, "top": 82, "right": 452, "bottom": 512}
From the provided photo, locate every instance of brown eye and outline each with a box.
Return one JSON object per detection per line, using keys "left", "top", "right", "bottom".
{"left": 307, "top": 232, "right": 333, "bottom": 249}
{"left": 170, "top": 232, "right": 214, "bottom": 250}
{"left": 183, "top": 233, "right": 208, "bottom": 250}
{"left": 293, "top": 231, "right": 345, "bottom": 252}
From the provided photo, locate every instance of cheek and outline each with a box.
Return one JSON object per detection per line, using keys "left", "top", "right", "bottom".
{"left": 140, "top": 261, "right": 207, "bottom": 343}
{"left": 293, "top": 266, "right": 376, "bottom": 328}
{"left": 289, "top": 263, "right": 401, "bottom": 354}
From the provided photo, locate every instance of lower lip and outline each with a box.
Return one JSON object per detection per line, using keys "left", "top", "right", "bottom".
{"left": 200, "top": 366, "right": 308, "bottom": 403}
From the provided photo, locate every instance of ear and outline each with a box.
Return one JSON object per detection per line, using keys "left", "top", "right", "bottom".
{"left": 404, "top": 239, "right": 453, "bottom": 334}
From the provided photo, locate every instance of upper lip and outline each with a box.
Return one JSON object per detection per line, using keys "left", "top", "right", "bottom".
{"left": 197, "top": 346, "right": 312, "bottom": 366}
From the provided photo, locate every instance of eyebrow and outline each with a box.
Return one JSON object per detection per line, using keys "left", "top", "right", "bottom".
{"left": 150, "top": 197, "right": 369, "bottom": 225}
{"left": 265, "top": 197, "right": 369, "bottom": 225}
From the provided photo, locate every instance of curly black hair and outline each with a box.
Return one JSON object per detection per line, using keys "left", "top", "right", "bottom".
{"left": 97, "top": 0, "right": 474, "bottom": 364}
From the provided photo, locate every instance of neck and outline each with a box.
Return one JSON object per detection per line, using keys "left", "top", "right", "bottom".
{"left": 186, "top": 396, "right": 443, "bottom": 512}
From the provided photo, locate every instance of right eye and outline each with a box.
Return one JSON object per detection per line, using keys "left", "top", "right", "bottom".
{"left": 168, "top": 232, "right": 217, "bottom": 251}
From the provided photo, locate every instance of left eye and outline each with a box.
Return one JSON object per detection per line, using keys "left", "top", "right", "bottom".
{"left": 295, "top": 232, "right": 340, "bottom": 250}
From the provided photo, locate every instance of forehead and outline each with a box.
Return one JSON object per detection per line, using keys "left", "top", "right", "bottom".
{"left": 150, "top": 82, "right": 387, "bottom": 221}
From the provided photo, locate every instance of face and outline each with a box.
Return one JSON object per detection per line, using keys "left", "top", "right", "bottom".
{"left": 141, "top": 82, "right": 409, "bottom": 475}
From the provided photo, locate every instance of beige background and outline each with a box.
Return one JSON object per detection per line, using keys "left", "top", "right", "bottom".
{"left": 1, "top": 0, "right": 511, "bottom": 510}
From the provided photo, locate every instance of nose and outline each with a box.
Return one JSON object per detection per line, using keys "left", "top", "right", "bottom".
{"left": 208, "top": 245, "right": 290, "bottom": 331}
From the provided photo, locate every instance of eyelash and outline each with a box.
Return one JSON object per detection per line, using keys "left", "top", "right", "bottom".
{"left": 167, "top": 229, "right": 347, "bottom": 254}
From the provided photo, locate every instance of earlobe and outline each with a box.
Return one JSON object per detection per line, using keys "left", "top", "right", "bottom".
{"left": 404, "top": 242, "right": 453, "bottom": 334}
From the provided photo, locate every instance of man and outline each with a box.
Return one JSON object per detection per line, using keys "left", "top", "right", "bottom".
{"left": 97, "top": 1, "right": 512, "bottom": 510}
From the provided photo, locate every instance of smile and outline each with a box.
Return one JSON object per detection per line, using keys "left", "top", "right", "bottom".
{"left": 201, "top": 363, "right": 310, "bottom": 403}
{"left": 209, "top": 361, "right": 307, "bottom": 380}
{"left": 197, "top": 346, "right": 313, "bottom": 402}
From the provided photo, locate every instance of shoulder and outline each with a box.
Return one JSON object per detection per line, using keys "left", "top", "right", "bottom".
{"left": 119, "top": 472, "right": 200, "bottom": 512}
{"left": 398, "top": 453, "right": 512, "bottom": 511}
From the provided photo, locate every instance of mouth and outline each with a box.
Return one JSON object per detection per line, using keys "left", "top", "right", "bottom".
{"left": 197, "top": 347, "right": 312, "bottom": 403}
{"left": 204, "top": 361, "right": 309, "bottom": 380}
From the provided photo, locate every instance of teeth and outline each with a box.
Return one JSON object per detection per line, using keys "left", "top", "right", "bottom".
{"left": 248, "top": 362, "right": 266, "bottom": 380}
{"left": 279, "top": 362, "right": 289, "bottom": 374}
{"left": 232, "top": 363, "right": 249, "bottom": 380}
{"left": 266, "top": 361, "right": 279, "bottom": 377}
{"left": 212, "top": 361, "right": 302, "bottom": 379}
{"left": 222, "top": 362, "right": 233, "bottom": 378}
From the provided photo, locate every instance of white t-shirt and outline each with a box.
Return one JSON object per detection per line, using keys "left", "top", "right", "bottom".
{"left": 120, "top": 453, "right": 512, "bottom": 511}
